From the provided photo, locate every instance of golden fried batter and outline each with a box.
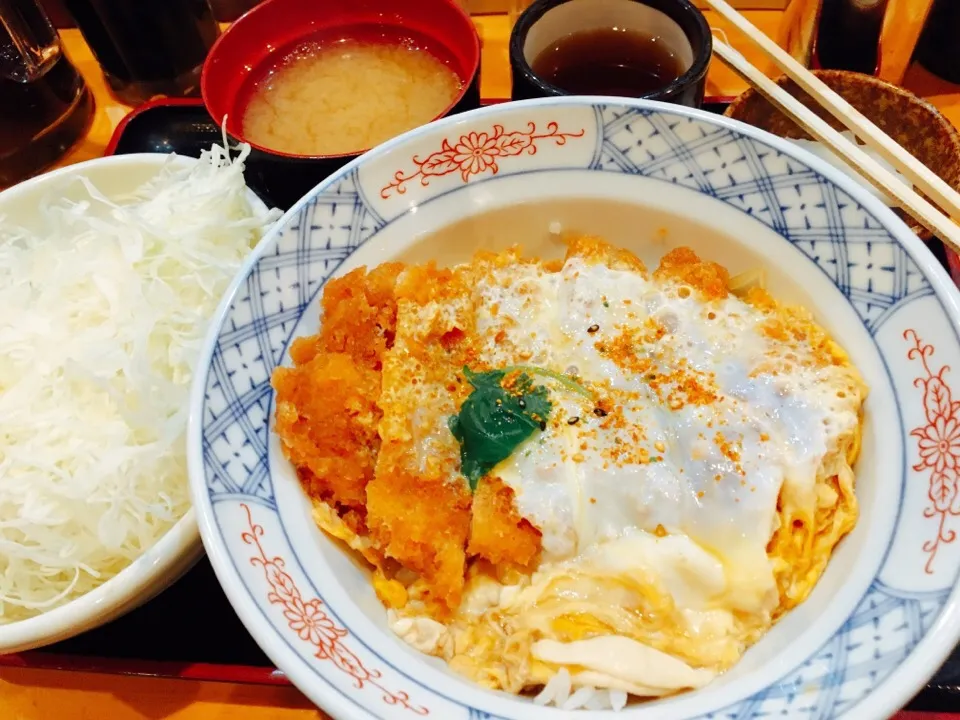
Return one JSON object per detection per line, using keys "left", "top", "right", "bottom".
{"left": 273, "top": 352, "right": 380, "bottom": 510}
{"left": 317, "top": 262, "right": 403, "bottom": 369}
{"left": 468, "top": 477, "right": 541, "bottom": 569}
{"left": 565, "top": 234, "right": 648, "bottom": 273}
{"left": 654, "top": 246, "right": 731, "bottom": 299}
{"left": 366, "top": 263, "right": 478, "bottom": 615}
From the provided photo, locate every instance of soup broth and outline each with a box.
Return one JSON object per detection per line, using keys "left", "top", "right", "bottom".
{"left": 240, "top": 25, "right": 463, "bottom": 156}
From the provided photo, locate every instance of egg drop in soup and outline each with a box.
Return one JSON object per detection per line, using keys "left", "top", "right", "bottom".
{"left": 240, "top": 26, "right": 463, "bottom": 156}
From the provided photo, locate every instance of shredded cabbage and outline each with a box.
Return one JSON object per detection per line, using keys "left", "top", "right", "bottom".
{"left": 0, "top": 144, "right": 280, "bottom": 622}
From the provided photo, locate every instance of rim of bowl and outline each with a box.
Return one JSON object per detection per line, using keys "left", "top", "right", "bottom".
{"left": 188, "top": 96, "right": 960, "bottom": 720}
{"left": 200, "top": 0, "right": 482, "bottom": 162}
{"left": 0, "top": 152, "right": 264, "bottom": 653}
{"left": 0, "top": 511, "right": 201, "bottom": 653}
{"left": 509, "top": 0, "right": 713, "bottom": 102}
{"left": 724, "top": 69, "right": 960, "bottom": 151}
{"left": 723, "top": 68, "right": 960, "bottom": 239}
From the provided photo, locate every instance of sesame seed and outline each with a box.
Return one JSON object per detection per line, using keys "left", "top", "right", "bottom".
{"left": 567, "top": 416, "right": 580, "bottom": 425}
{"left": 539, "top": 420, "right": 547, "bottom": 431}
{"left": 587, "top": 324, "right": 600, "bottom": 334}
{"left": 654, "top": 441, "right": 666, "bottom": 452}
{"left": 593, "top": 408, "right": 607, "bottom": 417}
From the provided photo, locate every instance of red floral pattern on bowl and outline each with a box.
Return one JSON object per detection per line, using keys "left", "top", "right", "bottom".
{"left": 380, "top": 122, "right": 585, "bottom": 198}
{"left": 240, "top": 504, "right": 428, "bottom": 714}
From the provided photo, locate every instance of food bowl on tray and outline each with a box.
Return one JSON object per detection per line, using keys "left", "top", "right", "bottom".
{"left": 189, "top": 97, "right": 960, "bottom": 719}
{"left": 0, "top": 153, "right": 272, "bottom": 653}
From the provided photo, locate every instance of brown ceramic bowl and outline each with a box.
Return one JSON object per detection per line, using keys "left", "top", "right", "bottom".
{"left": 725, "top": 69, "right": 960, "bottom": 240}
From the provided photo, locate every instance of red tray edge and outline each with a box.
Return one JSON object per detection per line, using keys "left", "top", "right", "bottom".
{"left": 0, "top": 650, "right": 288, "bottom": 685}
{"left": 0, "top": 650, "right": 953, "bottom": 717}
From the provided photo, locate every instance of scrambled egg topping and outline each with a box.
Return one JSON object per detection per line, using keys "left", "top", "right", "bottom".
{"left": 271, "top": 239, "right": 865, "bottom": 701}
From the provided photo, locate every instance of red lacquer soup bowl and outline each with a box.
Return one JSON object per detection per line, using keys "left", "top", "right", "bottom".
{"left": 201, "top": 0, "right": 481, "bottom": 209}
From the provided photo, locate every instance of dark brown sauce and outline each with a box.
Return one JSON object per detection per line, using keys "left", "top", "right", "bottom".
{"left": 531, "top": 27, "right": 684, "bottom": 97}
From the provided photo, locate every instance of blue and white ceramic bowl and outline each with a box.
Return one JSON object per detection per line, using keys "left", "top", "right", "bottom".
{"left": 188, "top": 98, "right": 960, "bottom": 720}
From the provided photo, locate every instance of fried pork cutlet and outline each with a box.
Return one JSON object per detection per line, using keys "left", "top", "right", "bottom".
{"left": 318, "top": 262, "right": 403, "bottom": 370}
{"left": 272, "top": 264, "right": 401, "bottom": 516}
{"left": 468, "top": 477, "right": 541, "bottom": 570}
{"left": 273, "top": 352, "right": 380, "bottom": 509}
{"left": 277, "top": 248, "right": 663, "bottom": 616}
{"left": 367, "top": 264, "right": 477, "bottom": 615}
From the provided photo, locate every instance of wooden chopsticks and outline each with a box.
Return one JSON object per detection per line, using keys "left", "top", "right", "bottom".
{"left": 710, "top": 38, "right": 960, "bottom": 251}
{"left": 701, "top": 0, "right": 960, "bottom": 251}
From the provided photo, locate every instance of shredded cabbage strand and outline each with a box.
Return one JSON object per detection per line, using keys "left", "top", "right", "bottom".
{"left": 0, "top": 144, "right": 280, "bottom": 622}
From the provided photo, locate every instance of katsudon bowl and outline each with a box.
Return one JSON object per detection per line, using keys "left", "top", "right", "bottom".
{"left": 188, "top": 97, "right": 960, "bottom": 719}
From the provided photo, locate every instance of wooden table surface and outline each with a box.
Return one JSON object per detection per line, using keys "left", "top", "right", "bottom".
{"left": 2, "top": 10, "right": 959, "bottom": 720}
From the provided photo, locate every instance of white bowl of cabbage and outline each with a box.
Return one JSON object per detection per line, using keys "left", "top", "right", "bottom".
{"left": 0, "top": 148, "right": 279, "bottom": 652}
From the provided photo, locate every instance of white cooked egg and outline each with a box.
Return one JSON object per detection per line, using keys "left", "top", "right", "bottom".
{"left": 471, "top": 256, "right": 861, "bottom": 615}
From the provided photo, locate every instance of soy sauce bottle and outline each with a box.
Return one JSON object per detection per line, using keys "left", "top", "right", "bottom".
{"left": 815, "top": 0, "right": 889, "bottom": 75}
{"left": 915, "top": 0, "right": 960, "bottom": 84}
{"left": 62, "top": 0, "right": 220, "bottom": 105}
{"left": 0, "top": 0, "right": 93, "bottom": 188}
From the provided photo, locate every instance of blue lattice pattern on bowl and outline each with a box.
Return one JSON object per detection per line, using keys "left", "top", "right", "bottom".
{"left": 191, "top": 99, "right": 960, "bottom": 720}
{"left": 202, "top": 170, "right": 385, "bottom": 512}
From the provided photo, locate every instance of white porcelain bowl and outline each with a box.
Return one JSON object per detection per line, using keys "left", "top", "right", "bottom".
{"left": 189, "top": 98, "right": 960, "bottom": 719}
{"left": 0, "top": 154, "right": 264, "bottom": 653}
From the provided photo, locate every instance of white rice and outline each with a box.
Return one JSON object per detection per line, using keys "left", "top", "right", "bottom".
{"left": 533, "top": 668, "right": 629, "bottom": 711}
